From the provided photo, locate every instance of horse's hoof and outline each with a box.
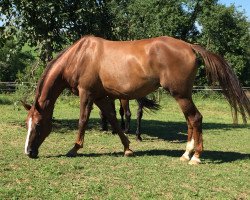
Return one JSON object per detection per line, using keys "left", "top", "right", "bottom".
{"left": 124, "top": 149, "right": 134, "bottom": 157}
{"left": 66, "top": 150, "right": 77, "bottom": 157}
{"left": 180, "top": 155, "right": 190, "bottom": 162}
{"left": 188, "top": 156, "right": 201, "bottom": 165}
{"left": 66, "top": 152, "right": 77, "bottom": 157}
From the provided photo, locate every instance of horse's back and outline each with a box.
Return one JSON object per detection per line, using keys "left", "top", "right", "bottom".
{"left": 67, "top": 36, "right": 197, "bottom": 99}
{"left": 94, "top": 36, "right": 197, "bottom": 98}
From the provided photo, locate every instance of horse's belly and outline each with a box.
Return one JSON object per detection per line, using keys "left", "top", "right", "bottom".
{"left": 99, "top": 54, "right": 160, "bottom": 98}
{"left": 102, "top": 78, "right": 159, "bottom": 99}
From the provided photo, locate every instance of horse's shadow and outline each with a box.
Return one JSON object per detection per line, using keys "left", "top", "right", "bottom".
{"left": 52, "top": 118, "right": 188, "bottom": 142}
{"left": 46, "top": 149, "right": 250, "bottom": 164}
{"left": 52, "top": 118, "right": 249, "bottom": 143}
{"left": 0, "top": 98, "right": 12, "bottom": 105}
{"left": 49, "top": 118, "right": 250, "bottom": 163}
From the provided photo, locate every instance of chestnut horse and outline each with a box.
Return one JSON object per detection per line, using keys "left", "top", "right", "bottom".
{"left": 99, "top": 97, "right": 160, "bottom": 141}
{"left": 22, "top": 36, "right": 250, "bottom": 165}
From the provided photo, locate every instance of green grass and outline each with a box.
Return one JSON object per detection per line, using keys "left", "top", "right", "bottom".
{"left": 0, "top": 93, "right": 249, "bottom": 199}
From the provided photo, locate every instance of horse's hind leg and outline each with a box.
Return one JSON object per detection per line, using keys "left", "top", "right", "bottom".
{"left": 99, "top": 110, "right": 108, "bottom": 131}
{"left": 175, "top": 97, "right": 203, "bottom": 165}
{"left": 136, "top": 103, "right": 143, "bottom": 141}
{"left": 95, "top": 97, "right": 133, "bottom": 156}
{"left": 66, "top": 89, "right": 93, "bottom": 157}
{"left": 124, "top": 100, "right": 131, "bottom": 133}
{"left": 119, "top": 99, "right": 125, "bottom": 130}
{"left": 180, "top": 118, "right": 194, "bottom": 161}
{"left": 100, "top": 100, "right": 116, "bottom": 132}
{"left": 120, "top": 99, "right": 131, "bottom": 133}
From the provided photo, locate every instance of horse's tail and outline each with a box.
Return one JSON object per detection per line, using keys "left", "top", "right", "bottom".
{"left": 190, "top": 44, "right": 250, "bottom": 124}
{"left": 136, "top": 97, "right": 160, "bottom": 112}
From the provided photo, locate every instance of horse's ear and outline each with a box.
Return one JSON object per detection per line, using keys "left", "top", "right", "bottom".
{"left": 21, "top": 101, "right": 32, "bottom": 111}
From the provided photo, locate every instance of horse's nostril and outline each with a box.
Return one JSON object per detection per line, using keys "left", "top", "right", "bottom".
{"left": 28, "top": 150, "right": 38, "bottom": 159}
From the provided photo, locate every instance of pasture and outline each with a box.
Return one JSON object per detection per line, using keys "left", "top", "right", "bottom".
{"left": 0, "top": 92, "right": 249, "bottom": 199}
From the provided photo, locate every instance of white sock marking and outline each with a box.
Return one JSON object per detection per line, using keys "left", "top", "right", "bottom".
{"left": 182, "top": 138, "right": 195, "bottom": 159}
{"left": 187, "top": 138, "right": 195, "bottom": 152}
{"left": 190, "top": 155, "right": 201, "bottom": 163}
{"left": 25, "top": 118, "right": 32, "bottom": 154}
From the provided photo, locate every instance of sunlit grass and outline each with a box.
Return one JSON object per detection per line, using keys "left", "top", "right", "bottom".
{"left": 0, "top": 93, "right": 249, "bottom": 199}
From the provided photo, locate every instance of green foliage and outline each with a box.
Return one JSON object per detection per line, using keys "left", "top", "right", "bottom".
{"left": 197, "top": 3, "right": 250, "bottom": 85}
{"left": 15, "top": 62, "right": 44, "bottom": 102}
{"left": 0, "top": 0, "right": 114, "bottom": 62}
{"left": 108, "top": 0, "right": 200, "bottom": 41}
{"left": 0, "top": 40, "right": 34, "bottom": 82}
{"left": 0, "top": 0, "right": 249, "bottom": 85}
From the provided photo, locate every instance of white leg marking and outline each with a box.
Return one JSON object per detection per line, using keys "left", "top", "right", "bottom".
{"left": 190, "top": 155, "right": 201, "bottom": 163}
{"left": 181, "top": 138, "right": 195, "bottom": 160}
{"left": 25, "top": 118, "right": 32, "bottom": 154}
{"left": 189, "top": 155, "right": 201, "bottom": 165}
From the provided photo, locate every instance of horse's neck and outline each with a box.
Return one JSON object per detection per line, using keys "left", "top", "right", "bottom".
{"left": 37, "top": 68, "right": 66, "bottom": 116}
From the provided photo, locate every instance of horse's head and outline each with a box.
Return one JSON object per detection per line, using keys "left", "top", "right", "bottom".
{"left": 22, "top": 101, "right": 52, "bottom": 158}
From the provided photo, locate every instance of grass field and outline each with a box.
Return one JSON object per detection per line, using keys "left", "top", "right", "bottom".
{"left": 0, "top": 93, "right": 249, "bottom": 199}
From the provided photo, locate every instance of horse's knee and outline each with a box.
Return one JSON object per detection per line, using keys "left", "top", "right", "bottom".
{"left": 78, "top": 119, "right": 87, "bottom": 130}
{"left": 78, "top": 120, "right": 84, "bottom": 130}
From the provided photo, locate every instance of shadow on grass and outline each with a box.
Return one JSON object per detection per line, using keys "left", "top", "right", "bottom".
{"left": 52, "top": 118, "right": 188, "bottom": 142}
{"left": 52, "top": 118, "right": 249, "bottom": 143}
{"left": 46, "top": 149, "right": 250, "bottom": 164}
{"left": 0, "top": 98, "right": 13, "bottom": 105}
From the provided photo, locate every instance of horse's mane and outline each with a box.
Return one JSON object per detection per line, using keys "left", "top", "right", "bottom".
{"left": 33, "top": 48, "right": 69, "bottom": 104}
{"left": 33, "top": 35, "right": 93, "bottom": 105}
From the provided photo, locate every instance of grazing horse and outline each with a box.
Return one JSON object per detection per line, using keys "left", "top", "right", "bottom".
{"left": 22, "top": 36, "right": 250, "bottom": 165}
{"left": 99, "top": 97, "right": 160, "bottom": 141}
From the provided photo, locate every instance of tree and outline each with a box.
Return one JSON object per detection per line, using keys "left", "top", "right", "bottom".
{"left": 0, "top": 40, "right": 34, "bottom": 82}
{"left": 197, "top": 3, "right": 250, "bottom": 86}
{"left": 0, "top": 0, "right": 114, "bottom": 63}
{"left": 1, "top": 1, "right": 65, "bottom": 62}
{"left": 108, "top": 0, "right": 201, "bottom": 41}
{"left": 1, "top": 0, "right": 249, "bottom": 85}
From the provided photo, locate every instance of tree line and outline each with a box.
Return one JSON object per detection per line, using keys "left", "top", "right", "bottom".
{"left": 0, "top": 0, "right": 249, "bottom": 86}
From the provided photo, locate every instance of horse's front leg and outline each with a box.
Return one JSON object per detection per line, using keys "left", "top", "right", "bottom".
{"left": 66, "top": 89, "right": 93, "bottom": 157}
{"left": 95, "top": 97, "right": 133, "bottom": 156}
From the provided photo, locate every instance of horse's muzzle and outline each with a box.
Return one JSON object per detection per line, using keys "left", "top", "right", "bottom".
{"left": 27, "top": 149, "right": 39, "bottom": 159}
